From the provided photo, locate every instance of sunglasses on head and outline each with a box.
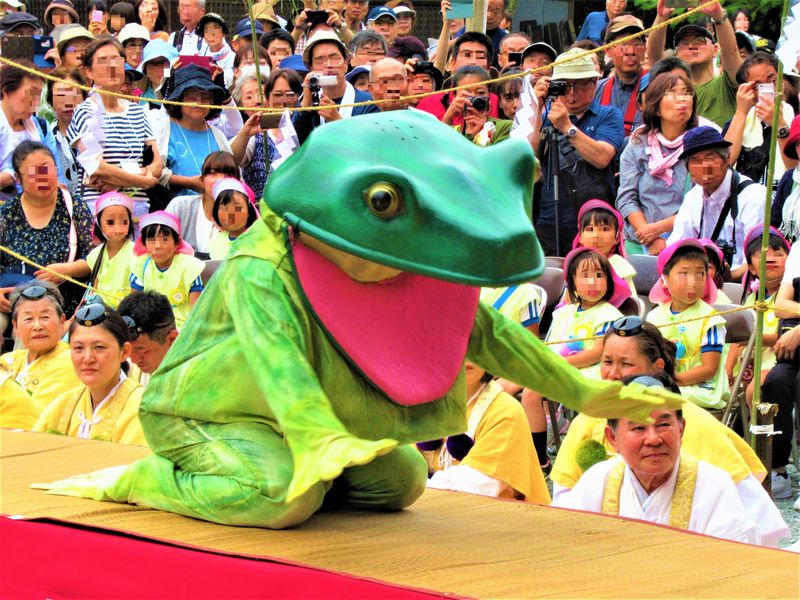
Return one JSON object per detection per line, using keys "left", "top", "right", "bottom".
{"left": 611, "top": 315, "right": 644, "bottom": 337}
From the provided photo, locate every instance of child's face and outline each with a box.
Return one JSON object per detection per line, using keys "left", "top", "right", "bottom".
{"left": 145, "top": 229, "right": 178, "bottom": 267}
{"left": 203, "top": 23, "right": 224, "bottom": 48}
{"left": 99, "top": 205, "right": 130, "bottom": 242}
{"left": 749, "top": 247, "right": 788, "bottom": 285}
{"left": 218, "top": 192, "right": 250, "bottom": 235}
{"left": 110, "top": 14, "right": 126, "bottom": 32}
{"left": 579, "top": 218, "right": 617, "bottom": 256}
{"left": 574, "top": 259, "right": 607, "bottom": 308}
{"left": 664, "top": 258, "right": 706, "bottom": 307}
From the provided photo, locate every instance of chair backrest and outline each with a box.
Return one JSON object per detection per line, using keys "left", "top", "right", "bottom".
{"left": 713, "top": 304, "right": 755, "bottom": 344}
{"left": 618, "top": 295, "right": 645, "bottom": 318}
{"left": 533, "top": 283, "right": 548, "bottom": 317}
{"left": 545, "top": 256, "right": 565, "bottom": 269}
{"left": 534, "top": 267, "right": 565, "bottom": 339}
{"left": 722, "top": 282, "right": 745, "bottom": 305}
{"left": 639, "top": 294, "right": 655, "bottom": 317}
{"left": 628, "top": 254, "right": 659, "bottom": 296}
{"left": 201, "top": 260, "right": 222, "bottom": 285}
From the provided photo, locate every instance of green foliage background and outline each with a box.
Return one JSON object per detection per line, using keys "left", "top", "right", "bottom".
{"left": 627, "top": 0, "right": 782, "bottom": 21}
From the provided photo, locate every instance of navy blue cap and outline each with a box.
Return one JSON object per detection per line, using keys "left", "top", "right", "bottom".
{"left": 345, "top": 65, "right": 370, "bottom": 85}
{"left": 235, "top": 18, "right": 264, "bottom": 38}
{"left": 367, "top": 6, "right": 397, "bottom": 23}
{"left": 679, "top": 126, "right": 732, "bottom": 159}
{"left": 278, "top": 54, "right": 309, "bottom": 75}
{"left": 1, "top": 11, "right": 41, "bottom": 32}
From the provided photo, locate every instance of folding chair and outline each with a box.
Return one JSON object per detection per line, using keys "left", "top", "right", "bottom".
{"left": 628, "top": 254, "right": 658, "bottom": 315}
{"left": 717, "top": 304, "right": 756, "bottom": 434}
{"left": 618, "top": 295, "right": 645, "bottom": 318}
{"left": 722, "top": 281, "right": 745, "bottom": 304}
{"left": 201, "top": 260, "right": 222, "bottom": 286}
{"left": 544, "top": 256, "right": 565, "bottom": 269}
{"left": 533, "top": 267, "right": 565, "bottom": 341}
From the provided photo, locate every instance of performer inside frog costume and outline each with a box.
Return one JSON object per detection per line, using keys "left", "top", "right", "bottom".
{"left": 36, "top": 111, "right": 681, "bottom": 528}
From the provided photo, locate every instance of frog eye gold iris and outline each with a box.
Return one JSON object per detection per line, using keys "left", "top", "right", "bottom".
{"left": 363, "top": 183, "right": 403, "bottom": 219}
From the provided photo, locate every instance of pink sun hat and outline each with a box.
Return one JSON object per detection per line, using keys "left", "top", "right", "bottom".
{"left": 211, "top": 177, "right": 258, "bottom": 211}
{"left": 649, "top": 239, "right": 717, "bottom": 305}
{"left": 94, "top": 191, "right": 134, "bottom": 218}
{"left": 571, "top": 199, "right": 627, "bottom": 258}
{"left": 563, "top": 246, "right": 632, "bottom": 308}
{"left": 133, "top": 210, "right": 194, "bottom": 256}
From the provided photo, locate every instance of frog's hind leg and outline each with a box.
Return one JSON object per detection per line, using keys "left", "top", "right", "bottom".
{"left": 322, "top": 445, "right": 427, "bottom": 511}
{"left": 110, "top": 418, "right": 327, "bottom": 529}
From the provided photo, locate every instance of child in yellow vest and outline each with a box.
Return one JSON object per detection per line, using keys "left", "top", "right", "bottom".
{"left": 522, "top": 247, "right": 630, "bottom": 472}
{"left": 34, "top": 303, "right": 146, "bottom": 445}
{"left": 647, "top": 239, "right": 728, "bottom": 410}
{"left": 208, "top": 178, "right": 259, "bottom": 261}
{"left": 726, "top": 226, "right": 791, "bottom": 403}
{"left": 83, "top": 192, "right": 136, "bottom": 308}
{"left": 572, "top": 199, "right": 637, "bottom": 296}
{"left": 129, "top": 211, "right": 204, "bottom": 325}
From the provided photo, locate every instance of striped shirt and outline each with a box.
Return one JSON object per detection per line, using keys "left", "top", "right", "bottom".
{"left": 67, "top": 97, "right": 154, "bottom": 214}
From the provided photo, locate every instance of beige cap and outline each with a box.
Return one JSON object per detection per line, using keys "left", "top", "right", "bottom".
{"left": 251, "top": 2, "right": 281, "bottom": 26}
{"left": 551, "top": 47, "right": 600, "bottom": 80}
{"left": 55, "top": 24, "right": 92, "bottom": 52}
{"left": 605, "top": 15, "right": 645, "bottom": 42}
{"left": 118, "top": 23, "right": 151, "bottom": 45}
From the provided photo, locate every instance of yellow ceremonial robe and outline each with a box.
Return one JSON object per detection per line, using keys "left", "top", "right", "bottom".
{"left": 0, "top": 373, "right": 38, "bottom": 429}
{"left": 0, "top": 342, "right": 81, "bottom": 414}
{"left": 33, "top": 377, "right": 146, "bottom": 446}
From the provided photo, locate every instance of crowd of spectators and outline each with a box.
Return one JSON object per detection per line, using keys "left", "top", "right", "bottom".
{"left": 0, "top": 0, "right": 798, "bottom": 549}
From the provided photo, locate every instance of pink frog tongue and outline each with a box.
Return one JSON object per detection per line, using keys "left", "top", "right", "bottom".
{"left": 292, "top": 239, "right": 480, "bottom": 406}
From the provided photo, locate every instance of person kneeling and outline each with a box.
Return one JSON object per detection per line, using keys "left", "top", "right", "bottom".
{"left": 554, "top": 377, "right": 760, "bottom": 545}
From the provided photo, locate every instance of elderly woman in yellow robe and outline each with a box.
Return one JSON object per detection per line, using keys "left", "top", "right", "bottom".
{"left": 1, "top": 281, "right": 80, "bottom": 423}
{"left": 34, "top": 304, "right": 145, "bottom": 446}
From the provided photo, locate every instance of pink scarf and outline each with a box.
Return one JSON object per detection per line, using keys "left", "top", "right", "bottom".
{"left": 647, "top": 130, "right": 686, "bottom": 186}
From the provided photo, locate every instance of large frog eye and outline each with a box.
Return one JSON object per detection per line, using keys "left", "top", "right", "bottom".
{"left": 363, "top": 183, "right": 403, "bottom": 219}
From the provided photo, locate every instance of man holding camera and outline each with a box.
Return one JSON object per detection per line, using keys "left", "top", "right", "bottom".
{"left": 530, "top": 48, "right": 624, "bottom": 257}
{"left": 667, "top": 127, "right": 764, "bottom": 280}
{"left": 292, "top": 30, "right": 380, "bottom": 143}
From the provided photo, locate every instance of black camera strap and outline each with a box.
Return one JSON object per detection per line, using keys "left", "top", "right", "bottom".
{"left": 706, "top": 170, "right": 752, "bottom": 245}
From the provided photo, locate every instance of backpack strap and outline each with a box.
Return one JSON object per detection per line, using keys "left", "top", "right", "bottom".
{"left": 59, "top": 187, "right": 79, "bottom": 263}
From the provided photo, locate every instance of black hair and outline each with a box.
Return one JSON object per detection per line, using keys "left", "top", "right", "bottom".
{"left": 566, "top": 250, "right": 615, "bottom": 304}
{"left": 117, "top": 291, "right": 176, "bottom": 343}
{"left": 662, "top": 246, "right": 708, "bottom": 276}
{"left": 603, "top": 322, "right": 678, "bottom": 378}
{"left": 140, "top": 223, "right": 179, "bottom": 245}
{"left": 452, "top": 65, "right": 490, "bottom": 87}
{"left": 94, "top": 204, "right": 135, "bottom": 242}
{"left": 108, "top": 1, "right": 136, "bottom": 33}
{"left": 212, "top": 189, "right": 258, "bottom": 230}
{"left": 741, "top": 232, "right": 791, "bottom": 302}
{"left": 453, "top": 31, "right": 493, "bottom": 66}
{"left": 46, "top": 67, "right": 88, "bottom": 107}
{"left": 68, "top": 308, "right": 131, "bottom": 348}
{"left": 201, "top": 151, "right": 239, "bottom": 178}
{"left": 649, "top": 56, "right": 691, "bottom": 81}
{"left": 266, "top": 67, "right": 303, "bottom": 97}
{"left": 703, "top": 245, "right": 725, "bottom": 289}
{"left": 88, "top": 0, "right": 109, "bottom": 11}
{"left": 736, "top": 51, "right": 777, "bottom": 84}
{"left": 0, "top": 61, "right": 43, "bottom": 99}
{"left": 607, "top": 370, "right": 682, "bottom": 430}
{"left": 580, "top": 207, "right": 618, "bottom": 233}
{"left": 135, "top": 0, "right": 167, "bottom": 32}
{"left": 260, "top": 28, "right": 296, "bottom": 54}
{"left": 11, "top": 141, "right": 56, "bottom": 178}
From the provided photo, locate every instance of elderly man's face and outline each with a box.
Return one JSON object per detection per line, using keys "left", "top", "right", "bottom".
{"left": 178, "top": 0, "right": 203, "bottom": 28}
{"left": 352, "top": 40, "right": 385, "bottom": 66}
{"left": 369, "top": 58, "right": 408, "bottom": 111}
{"left": 497, "top": 35, "right": 528, "bottom": 69}
{"left": 486, "top": 0, "right": 505, "bottom": 30}
{"left": 687, "top": 149, "right": 728, "bottom": 193}
{"left": 344, "top": 0, "right": 368, "bottom": 22}
{"left": 606, "top": 0, "right": 626, "bottom": 19}
{"left": 557, "top": 77, "right": 597, "bottom": 115}
{"left": 605, "top": 411, "right": 685, "bottom": 484}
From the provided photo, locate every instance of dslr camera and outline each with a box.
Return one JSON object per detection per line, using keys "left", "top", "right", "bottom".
{"left": 548, "top": 80, "right": 568, "bottom": 97}
{"left": 715, "top": 239, "right": 736, "bottom": 268}
{"left": 469, "top": 95, "right": 490, "bottom": 112}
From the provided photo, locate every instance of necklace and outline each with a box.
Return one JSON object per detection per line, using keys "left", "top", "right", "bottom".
{"left": 175, "top": 121, "right": 213, "bottom": 175}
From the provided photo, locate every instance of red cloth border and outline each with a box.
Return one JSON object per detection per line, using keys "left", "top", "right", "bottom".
{"left": 0, "top": 516, "right": 453, "bottom": 599}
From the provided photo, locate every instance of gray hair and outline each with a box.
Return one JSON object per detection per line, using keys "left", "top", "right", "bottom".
{"left": 232, "top": 67, "right": 268, "bottom": 105}
{"left": 9, "top": 280, "right": 64, "bottom": 321}
{"left": 349, "top": 29, "right": 387, "bottom": 55}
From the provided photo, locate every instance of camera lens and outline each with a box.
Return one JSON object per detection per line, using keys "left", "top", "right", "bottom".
{"left": 470, "top": 95, "right": 489, "bottom": 112}
{"left": 308, "top": 75, "right": 320, "bottom": 87}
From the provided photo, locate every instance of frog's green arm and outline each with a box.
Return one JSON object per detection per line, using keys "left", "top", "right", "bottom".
{"left": 226, "top": 257, "right": 398, "bottom": 502}
{"left": 467, "top": 303, "right": 683, "bottom": 423}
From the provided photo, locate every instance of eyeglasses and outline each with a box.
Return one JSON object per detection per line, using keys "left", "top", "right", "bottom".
{"left": 611, "top": 315, "right": 645, "bottom": 337}
{"left": 311, "top": 53, "right": 344, "bottom": 67}
{"left": 74, "top": 302, "right": 111, "bottom": 327}
{"left": 677, "top": 39, "right": 710, "bottom": 50}
{"left": 269, "top": 91, "right": 297, "bottom": 99}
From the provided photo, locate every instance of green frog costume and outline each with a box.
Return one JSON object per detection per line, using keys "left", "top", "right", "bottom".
{"left": 36, "top": 111, "right": 680, "bottom": 528}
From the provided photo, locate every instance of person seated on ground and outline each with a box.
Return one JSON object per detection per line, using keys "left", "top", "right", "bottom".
{"left": 208, "top": 178, "right": 259, "bottom": 260}
{"left": 33, "top": 303, "right": 145, "bottom": 445}
{"left": 417, "top": 362, "right": 550, "bottom": 504}
{"left": 667, "top": 126, "right": 765, "bottom": 280}
{"left": 647, "top": 239, "right": 729, "bottom": 410}
{"left": 550, "top": 318, "right": 789, "bottom": 547}
{"left": 553, "top": 374, "right": 764, "bottom": 546}
{"left": 117, "top": 291, "right": 177, "bottom": 385}
{"left": 0, "top": 281, "right": 81, "bottom": 415}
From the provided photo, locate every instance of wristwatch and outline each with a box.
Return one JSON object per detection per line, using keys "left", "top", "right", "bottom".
{"left": 711, "top": 10, "right": 728, "bottom": 25}
{"left": 566, "top": 126, "right": 578, "bottom": 139}
{"left": 777, "top": 126, "right": 790, "bottom": 139}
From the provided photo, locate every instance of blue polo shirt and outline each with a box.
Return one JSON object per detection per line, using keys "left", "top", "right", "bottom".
{"left": 576, "top": 11, "right": 609, "bottom": 45}
{"left": 538, "top": 100, "right": 624, "bottom": 225}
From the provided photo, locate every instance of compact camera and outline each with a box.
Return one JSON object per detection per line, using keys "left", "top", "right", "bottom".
{"left": 469, "top": 95, "right": 490, "bottom": 112}
{"left": 548, "top": 80, "right": 568, "bottom": 97}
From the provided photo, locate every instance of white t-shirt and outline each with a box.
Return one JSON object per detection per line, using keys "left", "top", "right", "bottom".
{"left": 782, "top": 242, "right": 800, "bottom": 284}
